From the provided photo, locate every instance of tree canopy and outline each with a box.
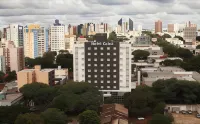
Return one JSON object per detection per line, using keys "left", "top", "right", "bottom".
{"left": 196, "top": 45, "right": 200, "bottom": 49}
{"left": 41, "top": 108, "right": 67, "bottom": 124}
{"left": 15, "top": 113, "right": 44, "bottom": 124}
{"left": 149, "top": 114, "right": 171, "bottom": 124}
{"left": 108, "top": 31, "right": 117, "bottom": 41}
{"left": 132, "top": 50, "right": 150, "bottom": 60}
{"left": 56, "top": 53, "right": 73, "bottom": 71}
{"left": 78, "top": 110, "right": 100, "bottom": 124}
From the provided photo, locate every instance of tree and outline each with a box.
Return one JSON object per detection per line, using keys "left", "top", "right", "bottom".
{"left": 20, "top": 82, "right": 56, "bottom": 106}
{"left": 196, "top": 45, "right": 200, "bottom": 49}
{"left": 176, "top": 48, "right": 193, "bottom": 59}
{"left": 174, "top": 36, "right": 185, "bottom": 42}
{"left": 52, "top": 82, "right": 102, "bottom": 115}
{"left": 161, "top": 59, "right": 183, "bottom": 67}
{"left": 78, "top": 110, "right": 100, "bottom": 124}
{"left": 41, "top": 108, "right": 67, "bottom": 124}
{"left": 5, "top": 71, "right": 17, "bottom": 82}
{"left": 108, "top": 31, "right": 117, "bottom": 41}
{"left": 0, "top": 105, "right": 29, "bottom": 124}
{"left": 132, "top": 50, "right": 150, "bottom": 60}
{"left": 56, "top": 54, "right": 73, "bottom": 71}
{"left": 0, "top": 71, "right": 5, "bottom": 83}
{"left": 149, "top": 114, "right": 171, "bottom": 124}
{"left": 15, "top": 113, "right": 44, "bottom": 124}
{"left": 153, "top": 102, "right": 166, "bottom": 114}
{"left": 162, "top": 34, "right": 171, "bottom": 39}
{"left": 196, "top": 36, "right": 200, "bottom": 41}
{"left": 142, "top": 72, "right": 148, "bottom": 77}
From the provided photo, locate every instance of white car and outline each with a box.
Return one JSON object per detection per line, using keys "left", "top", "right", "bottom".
{"left": 138, "top": 117, "right": 145, "bottom": 120}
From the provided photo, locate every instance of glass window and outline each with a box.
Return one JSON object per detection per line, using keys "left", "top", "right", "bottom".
{"left": 88, "top": 75, "right": 91, "bottom": 78}
{"left": 107, "top": 47, "right": 110, "bottom": 50}
{"left": 107, "top": 58, "right": 110, "bottom": 61}
{"left": 94, "top": 47, "right": 97, "bottom": 50}
{"left": 113, "top": 64, "right": 117, "bottom": 67}
{"left": 114, "top": 81, "right": 116, "bottom": 83}
{"left": 88, "top": 69, "right": 91, "bottom": 72}
{"left": 113, "top": 75, "right": 116, "bottom": 78}
{"left": 101, "top": 47, "right": 104, "bottom": 50}
{"left": 94, "top": 70, "right": 97, "bottom": 72}
{"left": 113, "top": 47, "right": 116, "bottom": 50}
{"left": 107, "top": 81, "right": 110, "bottom": 83}
{"left": 94, "top": 64, "right": 97, "bottom": 67}
{"left": 88, "top": 53, "right": 91, "bottom": 55}
{"left": 101, "top": 81, "right": 104, "bottom": 83}
{"left": 101, "top": 70, "right": 104, "bottom": 72}
{"left": 101, "top": 86, "right": 104, "bottom": 88}
{"left": 113, "top": 69, "right": 116, "bottom": 72}
{"left": 101, "top": 75, "right": 104, "bottom": 78}
{"left": 94, "top": 80, "right": 97, "bottom": 83}
{"left": 101, "top": 53, "right": 104, "bottom": 55}
{"left": 88, "top": 58, "right": 91, "bottom": 61}
{"left": 88, "top": 80, "right": 91, "bottom": 83}
{"left": 101, "top": 64, "right": 104, "bottom": 67}
{"left": 107, "top": 64, "right": 110, "bottom": 67}
{"left": 113, "top": 58, "right": 116, "bottom": 61}
{"left": 107, "top": 70, "right": 110, "bottom": 72}
{"left": 94, "top": 75, "right": 97, "bottom": 78}
{"left": 114, "top": 86, "right": 117, "bottom": 89}
{"left": 107, "top": 75, "right": 110, "bottom": 78}
{"left": 94, "top": 58, "right": 97, "bottom": 61}
{"left": 88, "top": 64, "right": 91, "bottom": 66}
{"left": 101, "top": 58, "right": 104, "bottom": 61}
{"left": 88, "top": 47, "right": 91, "bottom": 50}
{"left": 107, "top": 86, "right": 110, "bottom": 88}
{"left": 107, "top": 53, "right": 110, "bottom": 55}
{"left": 113, "top": 53, "right": 116, "bottom": 55}
{"left": 94, "top": 53, "right": 97, "bottom": 55}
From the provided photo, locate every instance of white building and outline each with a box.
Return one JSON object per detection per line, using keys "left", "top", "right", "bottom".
{"left": 165, "top": 38, "right": 184, "bottom": 46}
{"left": 6, "top": 24, "right": 23, "bottom": 47}
{"left": 50, "top": 20, "right": 65, "bottom": 54}
{"left": 0, "top": 56, "right": 6, "bottom": 73}
{"left": 73, "top": 41, "right": 133, "bottom": 102}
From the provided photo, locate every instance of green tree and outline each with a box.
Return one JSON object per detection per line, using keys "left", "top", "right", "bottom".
{"left": 78, "top": 110, "right": 100, "bottom": 124}
{"left": 161, "top": 59, "right": 183, "bottom": 66}
{"left": 149, "top": 114, "right": 171, "bottom": 124}
{"left": 0, "top": 105, "right": 29, "bottom": 124}
{"left": 196, "top": 45, "right": 200, "bottom": 49}
{"left": 0, "top": 71, "right": 5, "bottom": 83}
{"left": 153, "top": 102, "right": 166, "bottom": 114}
{"left": 108, "top": 31, "right": 117, "bottom": 41}
{"left": 174, "top": 36, "right": 185, "bottom": 42}
{"left": 196, "top": 36, "right": 200, "bottom": 41}
{"left": 15, "top": 113, "right": 44, "bottom": 124}
{"left": 132, "top": 50, "right": 150, "bottom": 60}
{"left": 41, "top": 108, "right": 66, "bottom": 124}
{"left": 52, "top": 82, "right": 102, "bottom": 115}
{"left": 162, "top": 34, "right": 171, "bottom": 39}
{"left": 56, "top": 54, "right": 73, "bottom": 71}
{"left": 176, "top": 48, "right": 193, "bottom": 59}
{"left": 20, "top": 82, "right": 56, "bottom": 106}
{"left": 5, "top": 71, "right": 17, "bottom": 82}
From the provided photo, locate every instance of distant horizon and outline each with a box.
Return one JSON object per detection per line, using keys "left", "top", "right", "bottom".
{"left": 0, "top": 0, "right": 199, "bottom": 29}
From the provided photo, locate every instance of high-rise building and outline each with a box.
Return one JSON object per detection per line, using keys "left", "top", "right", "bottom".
{"left": 168, "top": 24, "right": 174, "bottom": 33}
{"left": 155, "top": 20, "right": 162, "bottom": 33}
{"left": 118, "top": 18, "right": 122, "bottom": 26}
{"left": 184, "top": 27, "right": 197, "bottom": 44}
{"left": 73, "top": 41, "right": 132, "bottom": 103}
{"left": 77, "top": 24, "right": 84, "bottom": 36}
{"left": 6, "top": 24, "right": 23, "bottom": 47}
{"left": 24, "top": 24, "right": 49, "bottom": 58}
{"left": 0, "top": 56, "right": 6, "bottom": 73}
{"left": 129, "top": 18, "right": 134, "bottom": 31}
{"left": 50, "top": 20, "right": 65, "bottom": 53}
{"left": 0, "top": 41, "right": 24, "bottom": 72}
{"left": 137, "top": 25, "right": 143, "bottom": 32}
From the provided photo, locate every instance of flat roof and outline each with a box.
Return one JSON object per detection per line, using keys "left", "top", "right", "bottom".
{"left": 20, "top": 69, "right": 35, "bottom": 72}
{"left": 40, "top": 69, "right": 54, "bottom": 72}
{"left": 0, "top": 93, "right": 22, "bottom": 102}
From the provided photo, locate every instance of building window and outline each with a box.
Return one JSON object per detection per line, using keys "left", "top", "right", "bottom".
{"left": 101, "top": 80, "right": 104, "bottom": 83}
{"left": 107, "top": 53, "right": 110, "bottom": 55}
{"left": 107, "top": 70, "right": 110, "bottom": 72}
{"left": 113, "top": 86, "right": 117, "bottom": 89}
{"left": 107, "top": 81, "right": 110, "bottom": 83}
{"left": 113, "top": 58, "right": 116, "bottom": 61}
{"left": 101, "top": 86, "right": 104, "bottom": 88}
{"left": 107, "top": 75, "right": 110, "bottom": 78}
{"left": 94, "top": 69, "right": 97, "bottom": 72}
{"left": 113, "top": 69, "right": 116, "bottom": 72}
{"left": 101, "top": 64, "right": 104, "bottom": 67}
{"left": 88, "top": 47, "right": 91, "bottom": 50}
{"left": 88, "top": 75, "right": 91, "bottom": 78}
{"left": 113, "top": 47, "right": 116, "bottom": 50}
{"left": 113, "top": 53, "right": 116, "bottom": 55}
{"left": 101, "top": 58, "right": 104, "bottom": 61}
{"left": 94, "top": 47, "right": 97, "bottom": 50}
{"left": 94, "top": 75, "right": 97, "bottom": 78}
{"left": 94, "top": 80, "right": 97, "bottom": 83}
{"left": 107, "top": 47, "right": 110, "bottom": 50}
{"left": 94, "top": 64, "right": 97, "bottom": 67}
{"left": 107, "top": 86, "right": 110, "bottom": 88}
{"left": 88, "top": 64, "right": 91, "bottom": 67}
{"left": 94, "top": 53, "right": 97, "bottom": 55}
{"left": 107, "top": 64, "right": 110, "bottom": 67}
{"left": 113, "top": 75, "right": 116, "bottom": 78}
{"left": 101, "top": 53, "right": 104, "bottom": 55}
{"left": 94, "top": 58, "right": 97, "bottom": 61}
{"left": 101, "top": 75, "right": 104, "bottom": 78}
{"left": 101, "top": 70, "right": 104, "bottom": 72}
{"left": 88, "top": 53, "right": 91, "bottom": 55}
{"left": 114, "top": 81, "right": 116, "bottom": 83}
{"left": 101, "top": 47, "right": 104, "bottom": 50}
{"left": 113, "top": 64, "right": 117, "bottom": 67}
{"left": 88, "top": 58, "right": 91, "bottom": 61}
{"left": 107, "top": 58, "right": 110, "bottom": 61}
{"left": 88, "top": 69, "right": 91, "bottom": 72}
{"left": 88, "top": 80, "right": 91, "bottom": 83}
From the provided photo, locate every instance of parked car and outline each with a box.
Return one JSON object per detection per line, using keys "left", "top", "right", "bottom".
{"left": 181, "top": 110, "right": 187, "bottom": 114}
{"left": 187, "top": 110, "right": 192, "bottom": 114}
{"left": 137, "top": 117, "right": 145, "bottom": 120}
{"left": 196, "top": 114, "right": 200, "bottom": 118}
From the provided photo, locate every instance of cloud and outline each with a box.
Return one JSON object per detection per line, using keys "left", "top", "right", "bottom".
{"left": 0, "top": 0, "right": 199, "bottom": 29}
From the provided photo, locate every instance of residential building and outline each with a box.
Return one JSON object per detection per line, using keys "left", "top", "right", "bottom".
{"left": 129, "top": 18, "right": 134, "bottom": 31}
{"left": 135, "top": 34, "right": 151, "bottom": 45}
{"left": 100, "top": 104, "right": 128, "bottom": 124}
{"left": 0, "top": 56, "right": 6, "bottom": 73}
{"left": 50, "top": 20, "right": 65, "bottom": 54}
{"left": 17, "top": 65, "right": 55, "bottom": 89}
{"left": 73, "top": 41, "right": 132, "bottom": 103}
{"left": 165, "top": 38, "right": 184, "bottom": 46}
{"left": 168, "top": 24, "right": 174, "bottom": 33}
{"left": 137, "top": 25, "right": 143, "bottom": 32}
{"left": 6, "top": 24, "right": 23, "bottom": 47}
{"left": 183, "top": 27, "right": 197, "bottom": 45}
{"left": 155, "top": 20, "right": 162, "bottom": 33}
{"left": 0, "top": 41, "right": 24, "bottom": 72}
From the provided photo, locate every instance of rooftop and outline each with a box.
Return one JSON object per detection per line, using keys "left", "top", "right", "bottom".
{"left": 0, "top": 93, "right": 22, "bottom": 102}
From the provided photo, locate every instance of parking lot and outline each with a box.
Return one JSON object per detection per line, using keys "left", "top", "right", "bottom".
{"left": 173, "top": 113, "right": 200, "bottom": 124}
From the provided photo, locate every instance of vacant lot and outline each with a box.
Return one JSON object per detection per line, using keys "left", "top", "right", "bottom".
{"left": 173, "top": 113, "right": 200, "bottom": 124}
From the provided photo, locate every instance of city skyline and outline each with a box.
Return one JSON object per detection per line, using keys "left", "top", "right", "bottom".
{"left": 0, "top": 0, "right": 199, "bottom": 29}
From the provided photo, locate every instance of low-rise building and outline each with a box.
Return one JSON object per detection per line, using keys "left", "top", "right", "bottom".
{"left": 165, "top": 38, "right": 184, "bottom": 46}
{"left": 0, "top": 93, "right": 23, "bottom": 106}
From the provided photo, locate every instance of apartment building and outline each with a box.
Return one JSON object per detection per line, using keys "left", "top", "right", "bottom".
{"left": 183, "top": 27, "right": 197, "bottom": 45}
{"left": 6, "top": 24, "right": 23, "bottom": 47}
{"left": 73, "top": 41, "right": 132, "bottom": 102}
{"left": 0, "top": 56, "right": 6, "bottom": 73}
{"left": 50, "top": 20, "right": 65, "bottom": 54}
{"left": 168, "top": 24, "right": 174, "bottom": 33}
{"left": 17, "top": 65, "right": 55, "bottom": 89}
{"left": 24, "top": 24, "right": 49, "bottom": 58}
{"left": 0, "top": 41, "right": 24, "bottom": 72}
{"left": 135, "top": 34, "right": 151, "bottom": 45}
{"left": 155, "top": 20, "right": 162, "bottom": 33}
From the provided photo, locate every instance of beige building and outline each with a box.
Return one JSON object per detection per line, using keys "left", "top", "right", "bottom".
{"left": 17, "top": 65, "right": 55, "bottom": 89}
{"left": 168, "top": 24, "right": 174, "bottom": 33}
{"left": 155, "top": 20, "right": 162, "bottom": 33}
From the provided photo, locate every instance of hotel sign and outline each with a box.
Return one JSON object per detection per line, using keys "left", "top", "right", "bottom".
{"left": 91, "top": 42, "right": 114, "bottom": 46}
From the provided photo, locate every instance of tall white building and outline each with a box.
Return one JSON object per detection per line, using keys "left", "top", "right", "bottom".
{"left": 0, "top": 56, "right": 6, "bottom": 73}
{"left": 73, "top": 41, "right": 132, "bottom": 103}
{"left": 50, "top": 20, "right": 65, "bottom": 53}
{"left": 6, "top": 24, "right": 23, "bottom": 47}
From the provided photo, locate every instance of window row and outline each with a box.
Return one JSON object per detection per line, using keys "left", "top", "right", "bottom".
{"left": 87, "top": 75, "right": 117, "bottom": 78}
{"left": 88, "top": 69, "right": 117, "bottom": 72}
{"left": 87, "top": 64, "right": 117, "bottom": 67}
{"left": 88, "top": 47, "right": 117, "bottom": 50}
{"left": 88, "top": 52, "right": 117, "bottom": 56}
{"left": 88, "top": 80, "right": 117, "bottom": 84}
{"left": 88, "top": 58, "right": 117, "bottom": 61}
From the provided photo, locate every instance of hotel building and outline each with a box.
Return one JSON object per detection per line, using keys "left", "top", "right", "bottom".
{"left": 73, "top": 41, "right": 132, "bottom": 102}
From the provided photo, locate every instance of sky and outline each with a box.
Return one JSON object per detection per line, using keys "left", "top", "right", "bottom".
{"left": 0, "top": 0, "right": 199, "bottom": 29}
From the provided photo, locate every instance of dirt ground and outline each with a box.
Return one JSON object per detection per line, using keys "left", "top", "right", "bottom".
{"left": 173, "top": 113, "right": 200, "bottom": 124}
